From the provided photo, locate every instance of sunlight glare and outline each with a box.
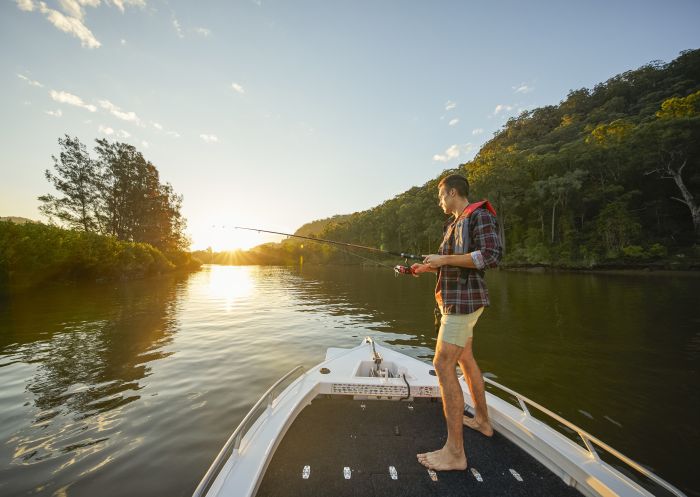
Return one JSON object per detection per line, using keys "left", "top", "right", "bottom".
{"left": 206, "top": 266, "right": 254, "bottom": 311}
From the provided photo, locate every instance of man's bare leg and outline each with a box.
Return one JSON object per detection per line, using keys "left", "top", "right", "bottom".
{"left": 458, "top": 338, "right": 493, "bottom": 437}
{"left": 417, "top": 340, "right": 468, "bottom": 471}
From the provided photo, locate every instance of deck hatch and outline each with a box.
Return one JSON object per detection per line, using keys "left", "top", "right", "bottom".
{"left": 331, "top": 383, "right": 439, "bottom": 397}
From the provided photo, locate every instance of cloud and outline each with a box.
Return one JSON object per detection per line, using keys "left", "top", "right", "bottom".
{"left": 98, "top": 99, "right": 142, "bottom": 125}
{"left": 17, "top": 73, "right": 43, "bottom": 87}
{"left": 445, "top": 100, "right": 456, "bottom": 111}
{"left": 448, "top": 118, "right": 459, "bottom": 127}
{"left": 98, "top": 124, "right": 114, "bottom": 135}
{"left": 50, "top": 89, "right": 97, "bottom": 112}
{"left": 512, "top": 83, "right": 533, "bottom": 94}
{"left": 193, "top": 26, "right": 211, "bottom": 37}
{"left": 472, "top": 128, "right": 484, "bottom": 135}
{"left": 120, "top": 38, "right": 127, "bottom": 45}
{"left": 111, "top": 0, "right": 146, "bottom": 13}
{"left": 16, "top": 0, "right": 35, "bottom": 12}
{"left": 231, "top": 82, "right": 245, "bottom": 94}
{"left": 46, "top": 109, "right": 62, "bottom": 117}
{"left": 117, "top": 129, "right": 130, "bottom": 138}
{"left": 150, "top": 122, "right": 179, "bottom": 137}
{"left": 493, "top": 104, "right": 513, "bottom": 115}
{"left": 200, "top": 134, "right": 218, "bottom": 143}
{"left": 37, "top": 2, "right": 101, "bottom": 48}
{"left": 172, "top": 16, "right": 183, "bottom": 38}
{"left": 58, "top": 0, "right": 88, "bottom": 21}
{"left": 141, "top": 140, "right": 149, "bottom": 148}
{"left": 433, "top": 143, "right": 475, "bottom": 163}
{"left": 17, "top": 0, "right": 145, "bottom": 49}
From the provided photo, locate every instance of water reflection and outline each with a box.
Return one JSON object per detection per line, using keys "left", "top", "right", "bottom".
{"left": 0, "top": 275, "right": 185, "bottom": 496}
{"left": 205, "top": 265, "right": 254, "bottom": 312}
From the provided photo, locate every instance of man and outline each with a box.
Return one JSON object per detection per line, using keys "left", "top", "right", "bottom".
{"left": 412, "top": 173, "right": 502, "bottom": 471}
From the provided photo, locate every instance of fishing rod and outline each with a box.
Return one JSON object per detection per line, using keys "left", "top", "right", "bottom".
{"left": 234, "top": 226, "right": 423, "bottom": 275}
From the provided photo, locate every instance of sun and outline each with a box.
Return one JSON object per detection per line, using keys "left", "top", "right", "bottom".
{"left": 191, "top": 224, "right": 266, "bottom": 252}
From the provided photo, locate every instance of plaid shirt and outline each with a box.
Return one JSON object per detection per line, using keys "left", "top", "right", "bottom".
{"left": 435, "top": 204, "right": 502, "bottom": 315}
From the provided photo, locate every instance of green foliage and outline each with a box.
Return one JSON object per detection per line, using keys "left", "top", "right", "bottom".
{"left": 648, "top": 243, "right": 668, "bottom": 258}
{"left": 203, "top": 49, "right": 700, "bottom": 269}
{"left": 39, "top": 136, "right": 190, "bottom": 253}
{"left": 656, "top": 89, "right": 700, "bottom": 118}
{"left": 0, "top": 220, "right": 199, "bottom": 294}
{"left": 308, "top": 49, "right": 700, "bottom": 267}
{"left": 621, "top": 245, "right": 645, "bottom": 259}
{"left": 38, "top": 135, "right": 100, "bottom": 232}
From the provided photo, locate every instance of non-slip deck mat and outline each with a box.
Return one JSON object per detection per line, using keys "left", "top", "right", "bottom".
{"left": 255, "top": 396, "right": 583, "bottom": 497}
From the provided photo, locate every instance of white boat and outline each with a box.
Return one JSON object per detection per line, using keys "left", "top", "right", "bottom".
{"left": 192, "top": 337, "right": 686, "bottom": 497}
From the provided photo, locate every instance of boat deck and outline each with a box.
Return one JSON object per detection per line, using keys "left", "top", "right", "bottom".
{"left": 255, "top": 396, "right": 583, "bottom": 497}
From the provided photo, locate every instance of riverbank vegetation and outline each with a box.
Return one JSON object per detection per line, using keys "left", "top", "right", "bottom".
{"left": 0, "top": 221, "right": 199, "bottom": 294}
{"left": 207, "top": 49, "right": 700, "bottom": 270}
{"left": 1, "top": 137, "right": 200, "bottom": 294}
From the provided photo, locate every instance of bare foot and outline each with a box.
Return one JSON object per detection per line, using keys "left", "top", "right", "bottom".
{"left": 463, "top": 415, "right": 493, "bottom": 437}
{"left": 416, "top": 447, "right": 467, "bottom": 471}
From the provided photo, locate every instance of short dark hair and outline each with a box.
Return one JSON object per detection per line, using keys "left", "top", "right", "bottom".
{"left": 438, "top": 174, "right": 469, "bottom": 198}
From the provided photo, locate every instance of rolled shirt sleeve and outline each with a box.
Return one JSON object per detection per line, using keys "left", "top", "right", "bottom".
{"left": 471, "top": 209, "right": 502, "bottom": 269}
{"left": 470, "top": 250, "right": 486, "bottom": 269}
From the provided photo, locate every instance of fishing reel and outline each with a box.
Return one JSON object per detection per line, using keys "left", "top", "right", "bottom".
{"left": 394, "top": 264, "right": 416, "bottom": 276}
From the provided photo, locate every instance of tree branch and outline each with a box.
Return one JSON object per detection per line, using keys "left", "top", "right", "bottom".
{"left": 670, "top": 196, "right": 689, "bottom": 206}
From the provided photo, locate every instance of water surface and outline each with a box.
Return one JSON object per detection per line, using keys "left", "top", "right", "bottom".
{"left": 0, "top": 265, "right": 698, "bottom": 496}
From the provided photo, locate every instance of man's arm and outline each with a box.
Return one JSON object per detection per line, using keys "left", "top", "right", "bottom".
{"left": 423, "top": 253, "right": 476, "bottom": 269}
{"left": 424, "top": 210, "right": 502, "bottom": 270}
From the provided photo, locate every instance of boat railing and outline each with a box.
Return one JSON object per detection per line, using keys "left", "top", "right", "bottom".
{"left": 192, "top": 365, "right": 306, "bottom": 497}
{"left": 482, "top": 377, "right": 686, "bottom": 497}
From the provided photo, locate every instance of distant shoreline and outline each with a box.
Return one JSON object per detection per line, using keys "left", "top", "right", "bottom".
{"left": 200, "top": 260, "right": 700, "bottom": 276}
{"left": 499, "top": 264, "right": 700, "bottom": 277}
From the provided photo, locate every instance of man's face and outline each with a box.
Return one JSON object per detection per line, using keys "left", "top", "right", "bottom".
{"left": 437, "top": 186, "right": 454, "bottom": 214}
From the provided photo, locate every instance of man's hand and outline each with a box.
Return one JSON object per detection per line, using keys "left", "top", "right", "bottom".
{"left": 422, "top": 254, "right": 446, "bottom": 268}
{"left": 410, "top": 263, "right": 435, "bottom": 276}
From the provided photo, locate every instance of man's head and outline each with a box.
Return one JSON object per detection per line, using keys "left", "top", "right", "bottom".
{"left": 437, "top": 174, "right": 469, "bottom": 214}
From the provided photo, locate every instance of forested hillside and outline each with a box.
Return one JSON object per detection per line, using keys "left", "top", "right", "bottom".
{"left": 312, "top": 49, "right": 700, "bottom": 268}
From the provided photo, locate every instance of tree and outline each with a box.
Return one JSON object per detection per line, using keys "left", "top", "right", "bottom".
{"left": 634, "top": 91, "right": 700, "bottom": 238}
{"left": 594, "top": 195, "right": 642, "bottom": 256}
{"left": 38, "top": 135, "right": 100, "bottom": 232}
{"left": 533, "top": 170, "right": 587, "bottom": 244}
{"left": 40, "top": 136, "right": 190, "bottom": 252}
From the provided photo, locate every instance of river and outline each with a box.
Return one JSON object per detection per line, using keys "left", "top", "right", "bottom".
{"left": 0, "top": 264, "right": 698, "bottom": 496}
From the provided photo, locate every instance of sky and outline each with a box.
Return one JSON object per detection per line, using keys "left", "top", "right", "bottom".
{"left": 1, "top": 0, "right": 699, "bottom": 251}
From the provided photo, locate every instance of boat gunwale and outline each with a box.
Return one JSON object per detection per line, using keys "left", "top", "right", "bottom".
{"left": 480, "top": 376, "right": 687, "bottom": 497}
{"left": 191, "top": 365, "right": 307, "bottom": 497}
{"left": 192, "top": 338, "right": 687, "bottom": 497}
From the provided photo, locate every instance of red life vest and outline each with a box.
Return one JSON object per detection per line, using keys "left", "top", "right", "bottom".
{"left": 459, "top": 200, "right": 497, "bottom": 220}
